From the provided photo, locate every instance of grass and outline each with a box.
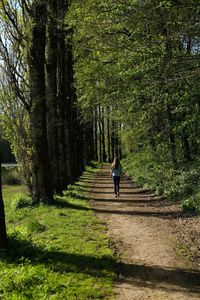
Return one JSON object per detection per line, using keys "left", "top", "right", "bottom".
{"left": 0, "top": 163, "right": 116, "bottom": 299}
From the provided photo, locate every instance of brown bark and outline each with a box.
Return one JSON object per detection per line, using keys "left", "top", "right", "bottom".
{"left": 166, "top": 107, "right": 177, "bottom": 165}
{"left": 98, "top": 105, "right": 102, "bottom": 161}
{"left": 94, "top": 107, "right": 98, "bottom": 161}
{"left": 46, "top": 0, "right": 60, "bottom": 193}
{"left": 101, "top": 107, "right": 107, "bottom": 162}
{"left": 57, "top": 30, "right": 71, "bottom": 189}
{"left": 106, "top": 106, "right": 111, "bottom": 162}
{"left": 0, "top": 156, "right": 8, "bottom": 249}
{"left": 29, "top": 1, "right": 53, "bottom": 204}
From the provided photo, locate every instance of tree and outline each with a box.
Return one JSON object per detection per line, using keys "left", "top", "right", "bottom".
{"left": 28, "top": 0, "right": 54, "bottom": 204}
{"left": 0, "top": 154, "right": 8, "bottom": 249}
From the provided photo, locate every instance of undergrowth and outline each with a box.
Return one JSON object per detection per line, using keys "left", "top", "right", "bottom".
{"left": 2, "top": 165, "right": 20, "bottom": 185}
{"left": 1, "top": 162, "right": 116, "bottom": 299}
{"left": 122, "top": 151, "right": 200, "bottom": 213}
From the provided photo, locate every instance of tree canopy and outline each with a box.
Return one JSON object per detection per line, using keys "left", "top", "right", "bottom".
{"left": 0, "top": 0, "right": 200, "bottom": 212}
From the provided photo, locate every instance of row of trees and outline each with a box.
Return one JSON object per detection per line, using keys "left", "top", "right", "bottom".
{"left": 1, "top": 0, "right": 200, "bottom": 247}
{"left": 68, "top": 0, "right": 200, "bottom": 166}
{"left": 0, "top": 0, "right": 121, "bottom": 248}
{"left": 0, "top": 0, "right": 87, "bottom": 205}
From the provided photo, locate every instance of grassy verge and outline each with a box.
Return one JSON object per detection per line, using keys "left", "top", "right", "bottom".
{"left": 1, "top": 163, "right": 116, "bottom": 299}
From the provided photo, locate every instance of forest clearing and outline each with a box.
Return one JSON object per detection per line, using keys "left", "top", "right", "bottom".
{"left": 0, "top": 0, "right": 200, "bottom": 299}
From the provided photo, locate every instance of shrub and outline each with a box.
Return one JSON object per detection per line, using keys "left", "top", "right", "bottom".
{"left": 182, "top": 191, "right": 200, "bottom": 213}
{"left": 2, "top": 166, "right": 21, "bottom": 185}
{"left": 182, "top": 198, "right": 197, "bottom": 213}
{"left": 122, "top": 152, "right": 200, "bottom": 213}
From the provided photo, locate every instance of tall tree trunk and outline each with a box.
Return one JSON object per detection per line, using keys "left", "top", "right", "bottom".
{"left": 118, "top": 123, "right": 122, "bottom": 159}
{"left": 101, "top": 107, "right": 106, "bottom": 162}
{"left": 29, "top": 1, "right": 53, "bottom": 204}
{"left": 98, "top": 105, "right": 102, "bottom": 161}
{"left": 57, "top": 30, "right": 71, "bottom": 189}
{"left": 0, "top": 156, "right": 8, "bottom": 249}
{"left": 56, "top": 0, "right": 73, "bottom": 189}
{"left": 46, "top": 0, "right": 60, "bottom": 193}
{"left": 94, "top": 107, "right": 98, "bottom": 161}
{"left": 166, "top": 107, "right": 177, "bottom": 165}
{"left": 57, "top": 45, "right": 69, "bottom": 189}
{"left": 111, "top": 120, "right": 115, "bottom": 161}
{"left": 181, "top": 131, "right": 191, "bottom": 161}
{"left": 84, "top": 122, "right": 93, "bottom": 163}
{"left": 106, "top": 106, "right": 111, "bottom": 162}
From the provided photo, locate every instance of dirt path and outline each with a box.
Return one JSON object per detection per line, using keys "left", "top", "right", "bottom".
{"left": 91, "top": 166, "right": 200, "bottom": 300}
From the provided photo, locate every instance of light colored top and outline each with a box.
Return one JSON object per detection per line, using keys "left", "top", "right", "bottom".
{"left": 111, "top": 166, "right": 122, "bottom": 177}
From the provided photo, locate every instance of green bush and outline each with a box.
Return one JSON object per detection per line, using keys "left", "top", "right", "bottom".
{"left": 2, "top": 166, "right": 21, "bottom": 185}
{"left": 122, "top": 152, "right": 200, "bottom": 213}
{"left": 182, "top": 191, "right": 200, "bottom": 213}
{"left": 182, "top": 198, "right": 197, "bottom": 213}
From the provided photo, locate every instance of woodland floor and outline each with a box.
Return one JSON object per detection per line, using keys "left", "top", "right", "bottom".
{"left": 90, "top": 165, "right": 200, "bottom": 300}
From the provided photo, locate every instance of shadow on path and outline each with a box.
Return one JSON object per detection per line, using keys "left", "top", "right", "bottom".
{"left": 92, "top": 166, "right": 200, "bottom": 296}
{"left": 117, "top": 261, "right": 200, "bottom": 293}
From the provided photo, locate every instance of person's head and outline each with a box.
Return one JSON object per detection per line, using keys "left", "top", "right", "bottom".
{"left": 112, "top": 157, "right": 120, "bottom": 168}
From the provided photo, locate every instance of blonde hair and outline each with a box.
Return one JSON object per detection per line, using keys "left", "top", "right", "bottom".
{"left": 111, "top": 157, "right": 120, "bottom": 169}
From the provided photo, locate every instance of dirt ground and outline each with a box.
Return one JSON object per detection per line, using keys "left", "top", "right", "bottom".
{"left": 90, "top": 165, "right": 200, "bottom": 300}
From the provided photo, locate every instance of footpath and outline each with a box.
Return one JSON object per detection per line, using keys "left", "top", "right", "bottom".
{"left": 91, "top": 165, "right": 200, "bottom": 300}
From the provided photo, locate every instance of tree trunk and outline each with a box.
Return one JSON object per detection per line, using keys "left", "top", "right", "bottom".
{"left": 118, "top": 123, "right": 122, "bottom": 159}
{"left": 166, "top": 106, "right": 177, "bottom": 165}
{"left": 106, "top": 106, "right": 111, "bottom": 162}
{"left": 111, "top": 120, "right": 115, "bottom": 161}
{"left": 29, "top": 1, "right": 53, "bottom": 204}
{"left": 46, "top": 0, "right": 60, "bottom": 193}
{"left": 0, "top": 156, "right": 8, "bottom": 249}
{"left": 94, "top": 107, "right": 98, "bottom": 161}
{"left": 101, "top": 107, "right": 107, "bottom": 162}
{"left": 57, "top": 29, "right": 72, "bottom": 189}
{"left": 181, "top": 131, "right": 192, "bottom": 161}
{"left": 98, "top": 105, "right": 102, "bottom": 161}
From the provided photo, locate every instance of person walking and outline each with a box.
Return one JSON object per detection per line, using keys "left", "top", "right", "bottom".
{"left": 110, "top": 157, "right": 122, "bottom": 197}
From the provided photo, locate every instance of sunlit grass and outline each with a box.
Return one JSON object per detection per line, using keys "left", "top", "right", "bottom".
{"left": 0, "top": 162, "right": 116, "bottom": 299}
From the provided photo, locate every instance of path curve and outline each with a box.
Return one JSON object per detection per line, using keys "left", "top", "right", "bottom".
{"left": 91, "top": 165, "right": 200, "bottom": 300}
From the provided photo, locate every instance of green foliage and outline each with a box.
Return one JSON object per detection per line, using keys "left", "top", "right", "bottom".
{"left": 68, "top": 0, "right": 200, "bottom": 203}
{"left": 122, "top": 153, "right": 200, "bottom": 212}
{"left": 182, "top": 198, "right": 197, "bottom": 213}
{"left": 182, "top": 192, "right": 200, "bottom": 213}
{"left": 1, "top": 166, "right": 21, "bottom": 185}
{"left": 0, "top": 166, "right": 116, "bottom": 299}
{"left": 85, "top": 161, "right": 101, "bottom": 173}
{"left": 0, "top": 93, "right": 32, "bottom": 191}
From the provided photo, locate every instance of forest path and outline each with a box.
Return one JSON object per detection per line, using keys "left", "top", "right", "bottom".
{"left": 90, "top": 165, "right": 200, "bottom": 300}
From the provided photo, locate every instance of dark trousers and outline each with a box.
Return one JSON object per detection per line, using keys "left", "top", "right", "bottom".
{"left": 113, "top": 176, "right": 120, "bottom": 195}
